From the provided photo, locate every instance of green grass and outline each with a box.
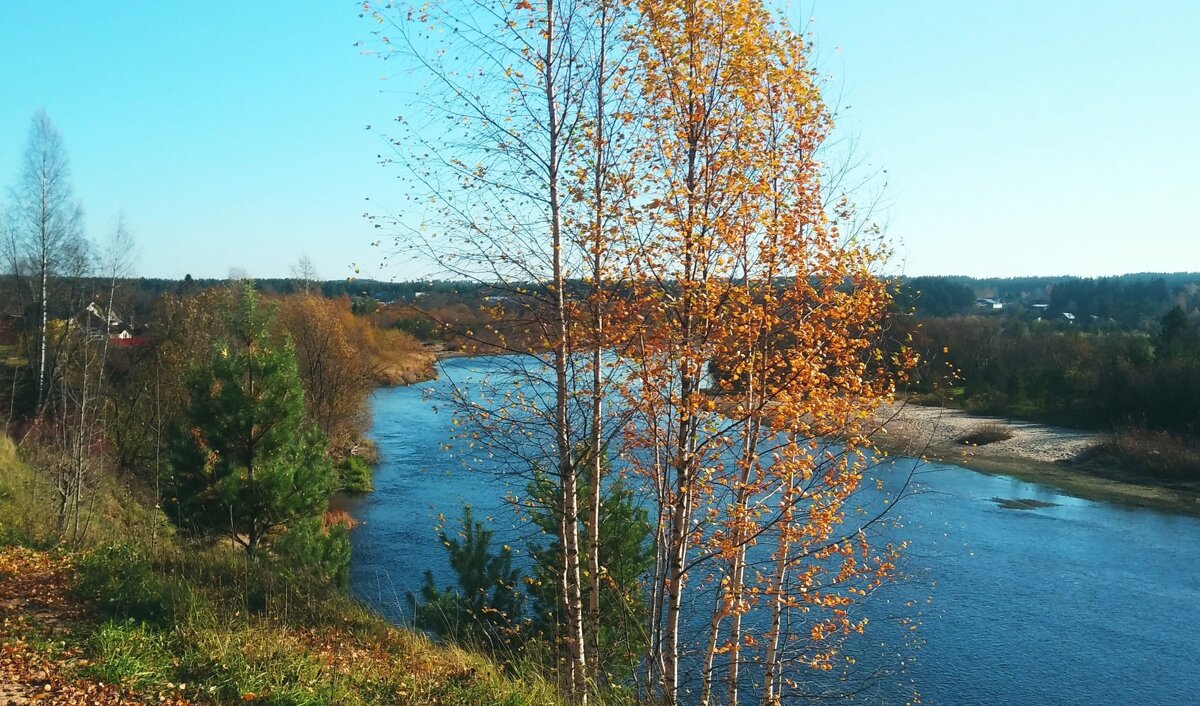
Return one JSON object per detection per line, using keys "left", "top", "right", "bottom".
{"left": 0, "top": 434, "right": 55, "bottom": 545}
{"left": 68, "top": 538, "right": 572, "bottom": 706}
{"left": 84, "top": 620, "right": 178, "bottom": 690}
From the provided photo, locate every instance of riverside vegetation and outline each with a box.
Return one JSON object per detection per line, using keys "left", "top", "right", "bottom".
{"left": 894, "top": 273, "right": 1200, "bottom": 482}
{"left": 0, "top": 438, "right": 562, "bottom": 706}
{"left": 0, "top": 278, "right": 557, "bottom": 705}
{"left": 3, "top": 260, "right": 1196, "bottom": 704}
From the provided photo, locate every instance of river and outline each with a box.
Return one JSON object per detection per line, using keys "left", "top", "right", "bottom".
{"left": 349, "top": 357, "right": 1200, "bottom": 705}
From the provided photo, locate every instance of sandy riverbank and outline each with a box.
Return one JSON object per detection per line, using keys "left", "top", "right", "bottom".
{"left": 869, "top": 402, "right": 1200, "bottom": 516}
{"left": 870, "top": 402, "right": 1101, "bottom": 465}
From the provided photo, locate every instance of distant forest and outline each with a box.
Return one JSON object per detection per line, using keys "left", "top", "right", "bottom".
{"left": 70, "top": 270, "right": 1200, "bottom": 333}
{"left": 893, "top": 272, "right": 1200, "bottom": 328}
{"left": 6, "top": 270, "right": 1197, "bottom": 479}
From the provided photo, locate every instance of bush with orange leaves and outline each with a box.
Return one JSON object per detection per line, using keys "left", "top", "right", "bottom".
{"left": 275, "top": 294, "right": 433, "bottom": 454}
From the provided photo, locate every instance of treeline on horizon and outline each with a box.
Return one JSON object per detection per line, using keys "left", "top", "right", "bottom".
{"left": 24, "top": 268, "right": 1200, "bottom": 330}
{"left": 96, "top": 269, "right": 1200, "bottom": 311}
{"left": 894, "top": 272, "right": 1200, "bottom": 325}
{"left": 116, "top": 270, "right": 1200, "bottom": 471}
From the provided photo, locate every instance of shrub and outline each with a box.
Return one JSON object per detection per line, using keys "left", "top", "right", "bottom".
{"left": 957, "top": 423, "right": 1015, "bottom": 446}
{"left": 1100, "top": 428, "right": 1200, "bottom": 481}
{"left": 274, "top": 517, "right": 351, "bottom": 590}
{"left": 336, "top": 455, "right": 374, "bottom": 495}
{"left": 411, "top": 505, "right": 524, "bottom": 651}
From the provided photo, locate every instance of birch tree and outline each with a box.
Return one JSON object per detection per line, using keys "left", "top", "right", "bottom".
{"left": 2, "top": 111, "right": 87, "bottom": 418}
{"left": 365, "top": 0, "right": 615, "bottom": 695}
{"left": 370, "top": 0, "right": 914, "bottom": 701}
{"left": 51, "top": 216, "right": 133, "bottom": 544}
{"left": 619, "top": 2, "right": 917, "bottom": 703}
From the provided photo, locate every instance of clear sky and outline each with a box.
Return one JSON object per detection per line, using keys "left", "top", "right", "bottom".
{"left": 1, "top": 1, "right": 1196, "bottom": 281}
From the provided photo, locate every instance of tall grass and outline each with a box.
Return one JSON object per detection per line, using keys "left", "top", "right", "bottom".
{"left": 0, "top": 434, "right": 55, "bottom": 544}
{"left": 1099, "top": 428, "right": 1200, "bottom": 482}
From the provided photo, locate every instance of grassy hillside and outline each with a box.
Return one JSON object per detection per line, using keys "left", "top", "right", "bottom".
{"left": 0, "top": 433, "right": 54, "bottom": 543}
{"left": 0, "top": 441, "right": 567, "bottom": 706}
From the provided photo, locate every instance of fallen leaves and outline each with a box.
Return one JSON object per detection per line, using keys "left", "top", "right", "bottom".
{"left": 0, "top": 547, "right": 198, "bottom": 706}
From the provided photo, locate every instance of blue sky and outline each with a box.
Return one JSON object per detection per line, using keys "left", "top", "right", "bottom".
{"left": 1, "top": 1, "right": 1196, "bottom": 280}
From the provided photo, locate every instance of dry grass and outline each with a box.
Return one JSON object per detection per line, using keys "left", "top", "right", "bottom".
{"left": 0, "top": 435, "right": 56, "bottom": 544}
{"left": 370, "top": 331, "right": 438, "bottom": 386}
{"left": 957, "top": 423, "right": 1015, "bottom": 447}
{"left": 1099, "top": 428, "right": 1200, "bottom": 481}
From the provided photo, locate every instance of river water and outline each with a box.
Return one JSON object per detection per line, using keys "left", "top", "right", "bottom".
{"left": 349, "top": 357, "right": 1200, "bottom": 705}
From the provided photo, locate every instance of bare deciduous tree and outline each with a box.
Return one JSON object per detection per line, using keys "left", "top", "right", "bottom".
{"left": 3, "top": 111, "right": 87, "bottom": 418}
{"left": 290, "top": 254, "right": 319, "bottom": 294}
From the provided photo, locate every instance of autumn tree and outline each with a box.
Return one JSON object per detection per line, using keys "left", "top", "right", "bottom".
{"left": 275, "top": 295, "right": 376, "bottom": 453}
{"left": 370, "top": 0, "right": 913, "bottom": 701}
{"left": 365, "top": 0, "right": 637, "bottom": 695}
{"left": 45, "top": 216, "right": 135, "bottom": 544}
{"left": 616, "top": 2, "right": 914, "bottom": 703}
{"left": 104, "top": 286, "right": 235, "bottom": 484}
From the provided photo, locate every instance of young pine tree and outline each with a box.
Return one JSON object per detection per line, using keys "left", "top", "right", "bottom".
{"left": 411, "top": 505, "right": 525, "bottom": 651}
{"left": 165, "top": 284, "right": 334, "bottom": 554}
{"left": 526, "top": 451, "right": 653, "bottom": 683}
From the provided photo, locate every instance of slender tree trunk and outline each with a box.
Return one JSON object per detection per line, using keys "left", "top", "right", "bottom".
{"left": 661, "top": 69, "right": 704, "bottom": 701}
{"left": 725, "top": 363, "right": 763, "bottom": 706}
{"left": 71, "top": 340, "right": 89, "bottom": 545}
{"left": 36, "top": 250, "right": 48, "bottom": 415}
{"left": 760, "top": 540, "right": 791, "bottom": 706}
{"left": 585, "top": 1, "right": 610, "bottom": 681}
{"left": 544, "top": 0, "right": 588, "bottom": 696}
{"left": 663, "top": 361, "right": 699, "bottom": 705}
{"left": 645, "top": 418, "right": 669, "bottom": 697}
{"left": 698, "top": 600, "right": 726, "bottom": 706}
{"left": 662, "top": 470, "right": 693, "bottom": 705}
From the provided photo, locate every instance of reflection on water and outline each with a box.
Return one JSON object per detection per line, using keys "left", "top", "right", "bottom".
{"left": 351, "top": 357, "right": 1200, "bottom": 705}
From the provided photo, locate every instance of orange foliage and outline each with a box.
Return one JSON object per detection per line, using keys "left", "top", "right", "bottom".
{"left": 275, "top": 294, "right": 435, "bottom": 451}
{"left": 604, "top": 0, "right": 919, "bottom": 702}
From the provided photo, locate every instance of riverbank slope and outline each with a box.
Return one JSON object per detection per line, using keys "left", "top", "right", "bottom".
{"left": 0, "top": 434, "right": 563, "bottom": 706}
